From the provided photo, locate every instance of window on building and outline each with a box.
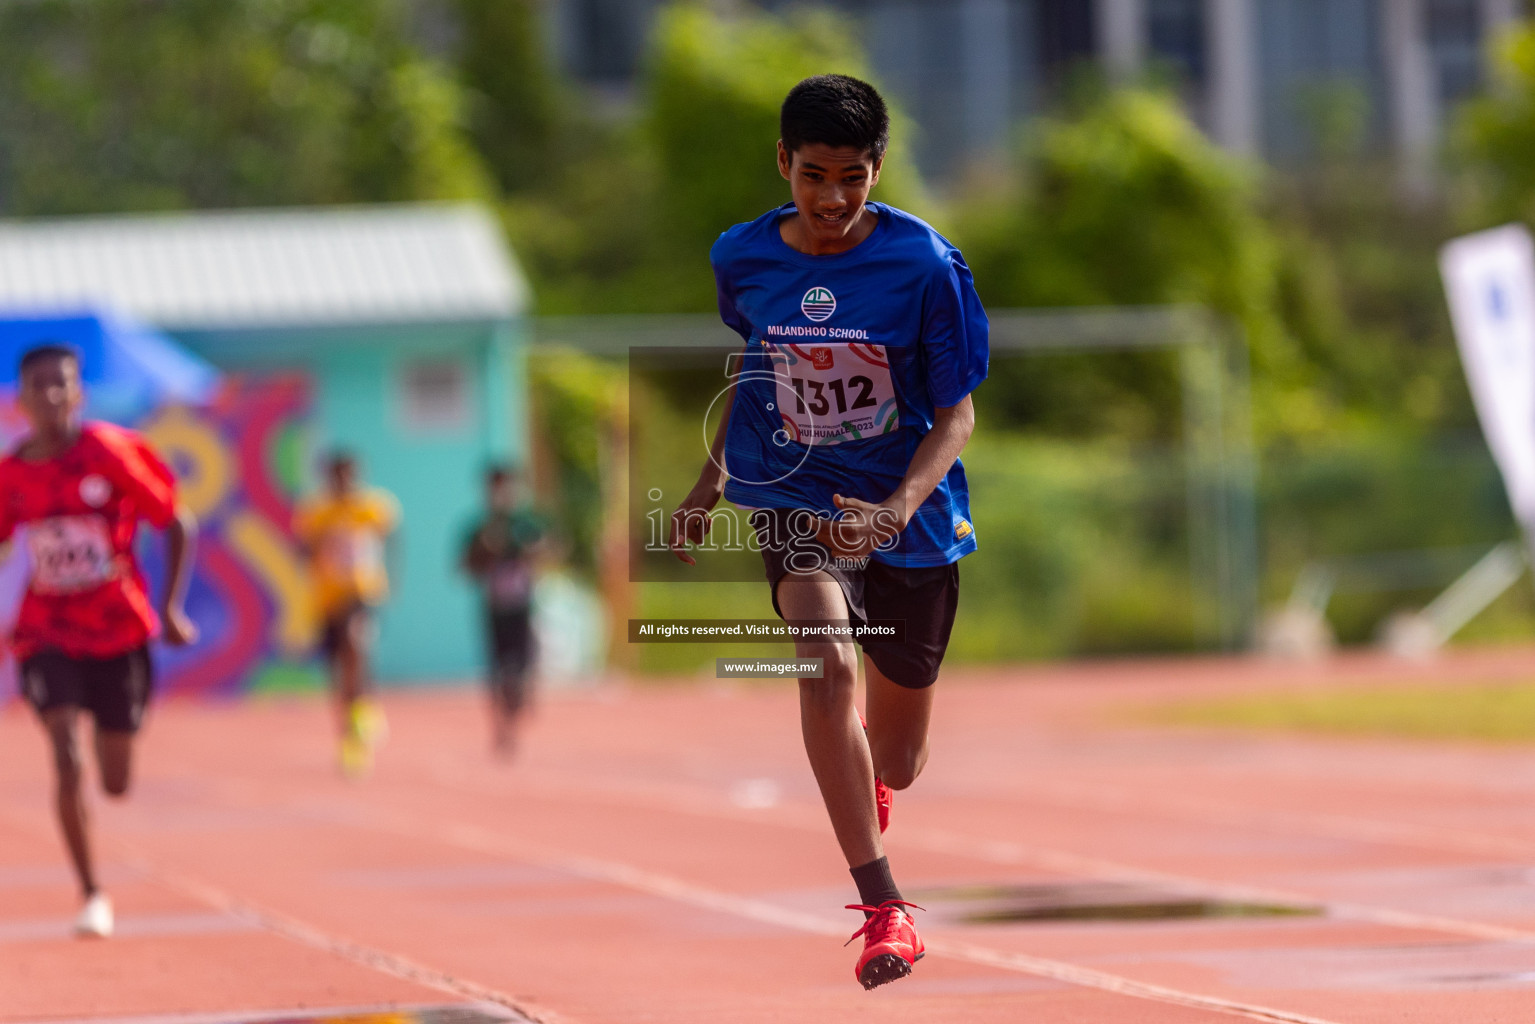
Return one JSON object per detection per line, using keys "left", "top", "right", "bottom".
{"left": 555, "top": 0, "right": 656, "bottom": 86}
{"left": 399, "top": 358, "right": 472, "bottom": 434}
{"left": 1426, "top": 0, "right": 1484, "bottom": 108}
{"left": 1035, "top": 0, "right": 1097, "bottom": 97}
{"left": 1148, "top": 0, "right": 1208, "bottom": 87}
{"left": 1258, "top": 0, "right": 1388, "bottom": 161}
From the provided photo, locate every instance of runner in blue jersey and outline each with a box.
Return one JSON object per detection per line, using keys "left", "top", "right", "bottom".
{"left": 670, "top": 74, "right": 988, "bottom": 990}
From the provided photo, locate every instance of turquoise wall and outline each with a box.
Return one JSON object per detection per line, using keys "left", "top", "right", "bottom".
{"left": 174, "top": 319, "right": 528, "bottom": 684}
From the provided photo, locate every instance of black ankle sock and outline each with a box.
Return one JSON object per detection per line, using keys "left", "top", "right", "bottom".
{"left": 850, "top": 856, "right": 902, "bottom": 911}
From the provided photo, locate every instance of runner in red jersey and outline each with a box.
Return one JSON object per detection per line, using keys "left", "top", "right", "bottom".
{"left": 0, "top": 345, "right": 197, "bottom": 938}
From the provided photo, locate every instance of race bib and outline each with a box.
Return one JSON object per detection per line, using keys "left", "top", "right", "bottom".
{"left": 322, "top": 530, "right": 383, "bottom": 575}
{"left": 27, "top": 515, "right": 117, "bottom": 594}
{"left": 770, "top": 343, "right": 899, "bottom": 446}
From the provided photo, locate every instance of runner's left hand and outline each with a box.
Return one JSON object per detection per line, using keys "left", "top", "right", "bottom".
{"left": 161, "top": 605, "right": 199, "bottom": 647}
{"left": 818, "top": 495, "right": 903, "bottom": 558}
{"left": 669, "top": 474, "right": 726, "bottom": 566}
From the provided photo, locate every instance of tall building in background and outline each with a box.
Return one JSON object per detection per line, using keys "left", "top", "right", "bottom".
{"left": 547, "top": 0, "right": 664, "bottom": 99}
{"left": 545, "top": 0, "right": 1526, "bottom": 185}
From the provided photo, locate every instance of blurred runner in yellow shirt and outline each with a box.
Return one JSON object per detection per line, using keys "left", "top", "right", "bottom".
{"left": 293, "top": 451, "right": 399, "bottom": 777}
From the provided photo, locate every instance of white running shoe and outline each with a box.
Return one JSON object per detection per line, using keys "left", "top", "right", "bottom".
{"left": 74, "top": 892, "right": 113, "bottom": 938}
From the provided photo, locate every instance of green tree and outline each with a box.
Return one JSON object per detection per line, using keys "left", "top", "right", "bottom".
{"left": 1264, "top": 170, "right": 1470, "bottom": 437}
{"left": 1460, "top": 21, "right": 1535, "bottom": 226}
{"left": 954, "top": 87, "right": 1320, "bottom": 441}
{"left": 504, "top": 1, "right": 927, "bottom": 316}
{"left": 0, "top": 0, "right": 492, "bottom": 215}
{"left": 453, "top": 0, "right": 561, "bottom": 193}
{"left": 528, "top": 348, "right": 627, "bottom": 577}
{"left": 500, "top": 124, "right": 669, "bottom": 314}
{"left": 643, "top": 2, "right": 923, "bottom": 260}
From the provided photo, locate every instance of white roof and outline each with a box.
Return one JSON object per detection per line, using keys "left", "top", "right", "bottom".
{"left": 0, "top": 203, "right": 528, "bottom": 329}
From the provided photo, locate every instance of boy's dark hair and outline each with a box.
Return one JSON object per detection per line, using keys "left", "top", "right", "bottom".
{"left": 18, "top": 343, "right": 80, "bottom": 379}
{"left": 780, "top": 74, "right": 889, "bottom": 161}
{"left": 326, "top": 450, "right": 357, "bottom": 473}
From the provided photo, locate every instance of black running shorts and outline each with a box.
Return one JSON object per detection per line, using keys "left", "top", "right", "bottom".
{"left": 319, "top": 603, "right": 373, "bottom": 659}
{"left": 749, "top": 508, "right": 960, "bottom": 689}
{"left": 20, "top": 647, "right": 155, "bottom": 733}
{"left": 486, "top": 604, "right": 535, "bottom": 712}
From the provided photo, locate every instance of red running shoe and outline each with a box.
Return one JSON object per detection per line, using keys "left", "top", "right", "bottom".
{"left": 858, "top": 711, "right": 894, "bottom": 835}
{"left": 874, "top": 774, "right": 893, "bottom": 834}
{"left": 845, "top": 900, "right": 925, "bottom": 990}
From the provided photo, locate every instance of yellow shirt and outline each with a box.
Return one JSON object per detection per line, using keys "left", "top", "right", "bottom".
{"left": 293, "top": 488, "right": 400, "bottom": 616}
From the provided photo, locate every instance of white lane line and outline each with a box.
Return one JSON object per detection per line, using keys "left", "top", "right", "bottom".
{"left": 412, "top": 760, "right": 1535, "bottom": 945}
{"left": 482, "top": 735, "right": 1535, "bottom": 863}
{"left": 905, "top": 827, "right": 1535, "bottom": 945}
{"left": 115, "top": 848, "right": 560, "bottom": 1024}
{"left": 0, "top": 800, "right": 560, "bottom": 1024}
{"left": 431, "top": 755, "right": 1535, "bottom": 865}
{"left": 173, "top": 754, "right": 1535, "bottom": 949}
{"left": 126, "top": 741, "right": 1534, "bottom": 1023}
{"left": 0, "top": 910, "right": 255, "bottom": 944}
{"left": 10, "top": 1001, "right": 515, "bottom": 1024}
{"left": 986, "top": 777, "right": 1535, "bottom": 861}
{"left": 299, "top": 799, "right": 1347, "bottom": 1024}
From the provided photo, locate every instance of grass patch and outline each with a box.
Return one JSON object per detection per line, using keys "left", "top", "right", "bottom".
{"left": 1146, "top": 680, "right": 1535, "bottom": 742}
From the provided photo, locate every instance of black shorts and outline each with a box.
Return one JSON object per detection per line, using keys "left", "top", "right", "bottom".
{"left": 320, "top": 604, "right": 372, "bottom": 659}
{"left": 749, "top": 508, "right": 960, "bottom": 689}
{"left": 486, "top": 605, "right": 535, "bottom": 710}
{"left": 20, "top": 647, "right": 155, "bottom": 733}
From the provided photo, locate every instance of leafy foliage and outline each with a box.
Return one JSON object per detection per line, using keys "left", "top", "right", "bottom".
{"left": 452, "top": 0, "right": 561, "bottom": 193}
{"left": 528, "top": 348, "right": 627, "bottom": 575}
{"left": 1460, "top": 22, "right": 1535, "bottom": 226}
{"left": 500, "top": 126, "right": 675, "bottom": 314}
{"left": 0, "top": 0, "right": 492, "bottom": 215}
{"left": 1264, "top": 172, "right": 1470, "bottom": 440}
{"left": 502, "top": 1, "right": 924, "bottom": 316}
{"left": 0, "top": 0, "right": 1524, "bottom": 655}
{"left": 643, "top": 2, "right": 922, "bottom": 259}
{"left": 953, "top": 87, "right": 1320, "bottom": 442}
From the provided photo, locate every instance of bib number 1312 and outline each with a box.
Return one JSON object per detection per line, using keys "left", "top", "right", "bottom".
{"left": 769, "top": 342, "right": 899, "bottom": 446}
{"left": 789, "top": 374, "right": 879, "bottom": 417}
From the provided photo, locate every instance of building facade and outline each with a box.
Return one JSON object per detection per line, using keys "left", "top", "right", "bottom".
{"left": 0, "top": 204, "right": 533, "bottom": 686}
{"left": 548, "top": 0, "right": 1526, "bottom": 182}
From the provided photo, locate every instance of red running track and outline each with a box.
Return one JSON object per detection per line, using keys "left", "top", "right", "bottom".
{"left": 6, "top": 649, "right": 1535, "bottom": 1023}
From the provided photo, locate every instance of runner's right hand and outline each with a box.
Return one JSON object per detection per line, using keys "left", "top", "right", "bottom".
{"left": 669, "top": 476, "right": 725, "bottom": 566}
{"left": 161, "top": 603, "right": 199, "bottom": 647}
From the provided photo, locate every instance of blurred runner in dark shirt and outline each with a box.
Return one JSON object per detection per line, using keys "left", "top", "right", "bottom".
{"left": 461, "top": 465, "right": 546, "bottom": 756}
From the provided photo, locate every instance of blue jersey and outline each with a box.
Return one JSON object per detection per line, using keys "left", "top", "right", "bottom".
{"left": 711, "top": 202, "right": 989, "bottom": 567}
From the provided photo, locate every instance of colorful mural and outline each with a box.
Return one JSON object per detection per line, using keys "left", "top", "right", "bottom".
{"left": 0, "top": 375, "right": 325, "bottom": 700}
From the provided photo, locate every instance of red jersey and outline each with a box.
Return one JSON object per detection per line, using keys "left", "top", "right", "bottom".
{"left": 0, "top": 422, "right": 178, "bottom": 660}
